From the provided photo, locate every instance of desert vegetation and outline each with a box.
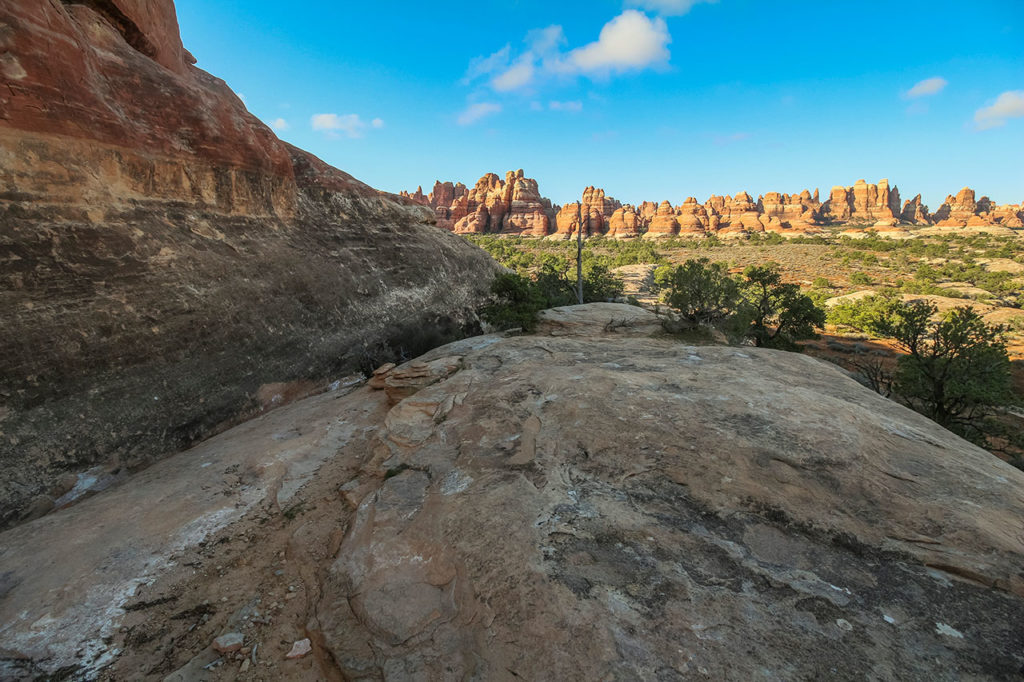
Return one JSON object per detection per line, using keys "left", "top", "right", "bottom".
{"left": 653, "top": 259, "right": 825, "bottom": 350}
{"left": 470, "top": 231, "right": 1024, "bottom": 466}
{"left": 829, "top": 292, "right": 1019, "bottom": 460}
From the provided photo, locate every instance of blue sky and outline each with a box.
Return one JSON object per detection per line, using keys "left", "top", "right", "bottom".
{"left": 174, "top": 0, "right": 1024, "bottom": 209}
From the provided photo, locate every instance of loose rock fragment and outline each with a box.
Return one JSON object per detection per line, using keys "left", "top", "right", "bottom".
{"left": 286, "top": 638, "right": 312, "bottom": 659}
{"left": 213, "top": 632, "right": 245, "bottom": 654}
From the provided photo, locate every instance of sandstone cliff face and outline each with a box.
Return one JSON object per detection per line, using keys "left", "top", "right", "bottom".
{"left": 2, "top": 304, "right": 1022, "bottom": 679}
{"left": 821, "top": 179, "right": 899, "bottom": 225}
{"left": 0, "top": 0, "right": 499, "bottom": 526}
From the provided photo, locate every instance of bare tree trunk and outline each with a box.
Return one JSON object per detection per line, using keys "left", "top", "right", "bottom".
{"left": 576, "top": 201, "right": 584, "bottom": 304}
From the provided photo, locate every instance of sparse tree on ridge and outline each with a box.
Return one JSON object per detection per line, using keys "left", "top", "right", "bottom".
{"left": 739, "top": 264, "right": 827, "bottom": 350}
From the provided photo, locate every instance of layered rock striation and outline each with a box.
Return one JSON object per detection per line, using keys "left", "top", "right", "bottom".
{"left": 408, "top": 173, "right": 1023, "bottom": 238}
{"left": 0, "top": 0, "right": 499, "bottom": 526}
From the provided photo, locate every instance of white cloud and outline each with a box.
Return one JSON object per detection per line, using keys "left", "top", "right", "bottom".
{"left": 549, "top": 100, "right": 583, "bottom": 112}
{"left": 270, "top": 118, "right": 289, "bottom": 132}
{"left": 457, "top": 102, "right": 502, "bottom": 126}
{"left": 526, "top": 25, "right": 568, "bottom": 56}
{"left": 463, "top": 11, "right": 671, "bottom": 96}
{"left": 492, "top": 56, "right": 536, "bottom": 91}
{"left": 905, "top": 77, "right": 948, "bottom": 99}
{"left": 567, "top": 10, "right": 670, "bottom": 74}
{"left": 626, "top": 0, "right": 716, "bottom": 16}
{"left": 463, "top": 45, "right": 511, "bottom": 84}
{"left": 310, "top": 113, "right": 380, "bottom": 138}
{"left": 974, "top": 90, "right": 1024, "bottom": 130}
{"left": 238, "top": 93, "right": 247, "bottom": 105}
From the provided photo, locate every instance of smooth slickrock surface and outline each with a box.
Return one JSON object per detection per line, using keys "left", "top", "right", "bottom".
{"left": 0, "top": 0, "right": 498, "bottom": 526}
{"left": 1, "top": 304, "right": 1022, "bottom": 680}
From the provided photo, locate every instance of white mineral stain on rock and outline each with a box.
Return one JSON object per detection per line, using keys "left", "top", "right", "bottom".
{"left": 441, "top": 469, "right": 473, "bottom": 496}
{"left": 1, "top": 54, "right": 27, "bottom": 80}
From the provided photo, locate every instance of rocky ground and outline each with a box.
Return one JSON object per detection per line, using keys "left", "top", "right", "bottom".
{"left": 2, "top": 304, "right": 1022, "bottom": 680}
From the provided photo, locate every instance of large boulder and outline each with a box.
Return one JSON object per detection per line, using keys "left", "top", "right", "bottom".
{"left": 0, "top": 0, "right": 499, "bottom": 526}
{"left": 1, "top": 303, "right": 1021, "bottom": 679}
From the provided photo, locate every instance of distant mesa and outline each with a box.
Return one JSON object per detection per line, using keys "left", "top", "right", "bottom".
{"left": 404, "top": 173, "right": 1024, "bottom": 239}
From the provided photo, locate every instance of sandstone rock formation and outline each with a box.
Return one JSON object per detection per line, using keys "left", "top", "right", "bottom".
{"left": 820, "top": 179, "right": 900, "bottom": 224}
{"left": 987, "top": 202, "right": 1024, "bottom": 228}
{"left": 605, "top": 206, "right": 643, "bottom": 239}
{"left": 2, "top": 304, "right": 1023, "bottom": 679}
{"left": 0, "top": 0, "right": 498, "bottom": 526}
{"left": 505, "top": 171, "right": 553, "bottom": 236}
{"left": 934, "top": 187, "right": 979, "bottom": 227}
{"left": 901, "top": 194, "right": 932, "bottom": 224}
{"left": 552, "top": 202, "right": 584, "bottom": 239}
{"left": 638, "top": 200, "right": 659, "bottom": 223}
{"left": 407, "top": 172, "right": 1021, "bottom": 238}
{"left": 932, "top": 188, "right": 1024, "bottom": 229}
{"left": 550, "top": 186, "right": 622, "bottom": 239}
{"left": 676, "top": 197, "right": 708, "bottom": 233}
{"left": 581, "top": 185, "right": 622, "bottom": 234}
{"left": 407, "top": 170, "right": 554, "bottom": 236}
{"left": 757, "top": 189, "right": 821, "bottom": 231}
{"left": 642, "top": 200, "right": 681, "bottom": 238}
{"left": 400, "top": 180, "right": 471, "bottom": 230}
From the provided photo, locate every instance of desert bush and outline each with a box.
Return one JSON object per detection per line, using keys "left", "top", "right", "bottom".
{"left": 655, "top": 258, "right": 741, "bottom": 325}
{"left": 827, "top": 288, "right": 904, "bottom": 329}
{"left": 658, "top": 259, "right": 825, "bottom": 350}
{"left": 480, "top": 262, "right": 624, "bottom": 331}
{"left": 828, "top": 293, "right": 1015, "bottom": 445}
{"left": 480, "top": 273, "right": 548, "bottom": 331}
{"left": 737, "top": 265, "right": 826, "bottom": 350}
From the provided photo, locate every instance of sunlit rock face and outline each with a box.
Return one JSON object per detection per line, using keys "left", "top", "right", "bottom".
{"left": 0, "top": 0, "right": 498, "bottom": 526}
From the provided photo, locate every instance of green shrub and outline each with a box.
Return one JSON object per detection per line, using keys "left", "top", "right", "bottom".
{"left": 873, "top": 302, "right": 1014, "bottom": 442}
{"left": 655, "top": 258, "right": 740, "bottom": 325}
{"left": 657, "top": 259, "right": 825, "bottom": 351}
{"left": 738, "top": 265, "right": 826, "bottom": 350}
{"left": 849, "top": 271, "right": 873, "bottom": 285}
{"left": 480, "top": 263, "right": 625, "bottom": 332}
{"left": 480, "top": 273, "right": 548, "bottom": 331}
{"left": 826, "top": 292, "right": 1016, "bottom": 444}
{"left": 827, "top": 288, "right": 903, "bottom": 329}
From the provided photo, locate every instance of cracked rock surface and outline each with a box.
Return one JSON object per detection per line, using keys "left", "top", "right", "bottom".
{"left": 1, "top": 303, "right": 1023, "bottom": 680}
